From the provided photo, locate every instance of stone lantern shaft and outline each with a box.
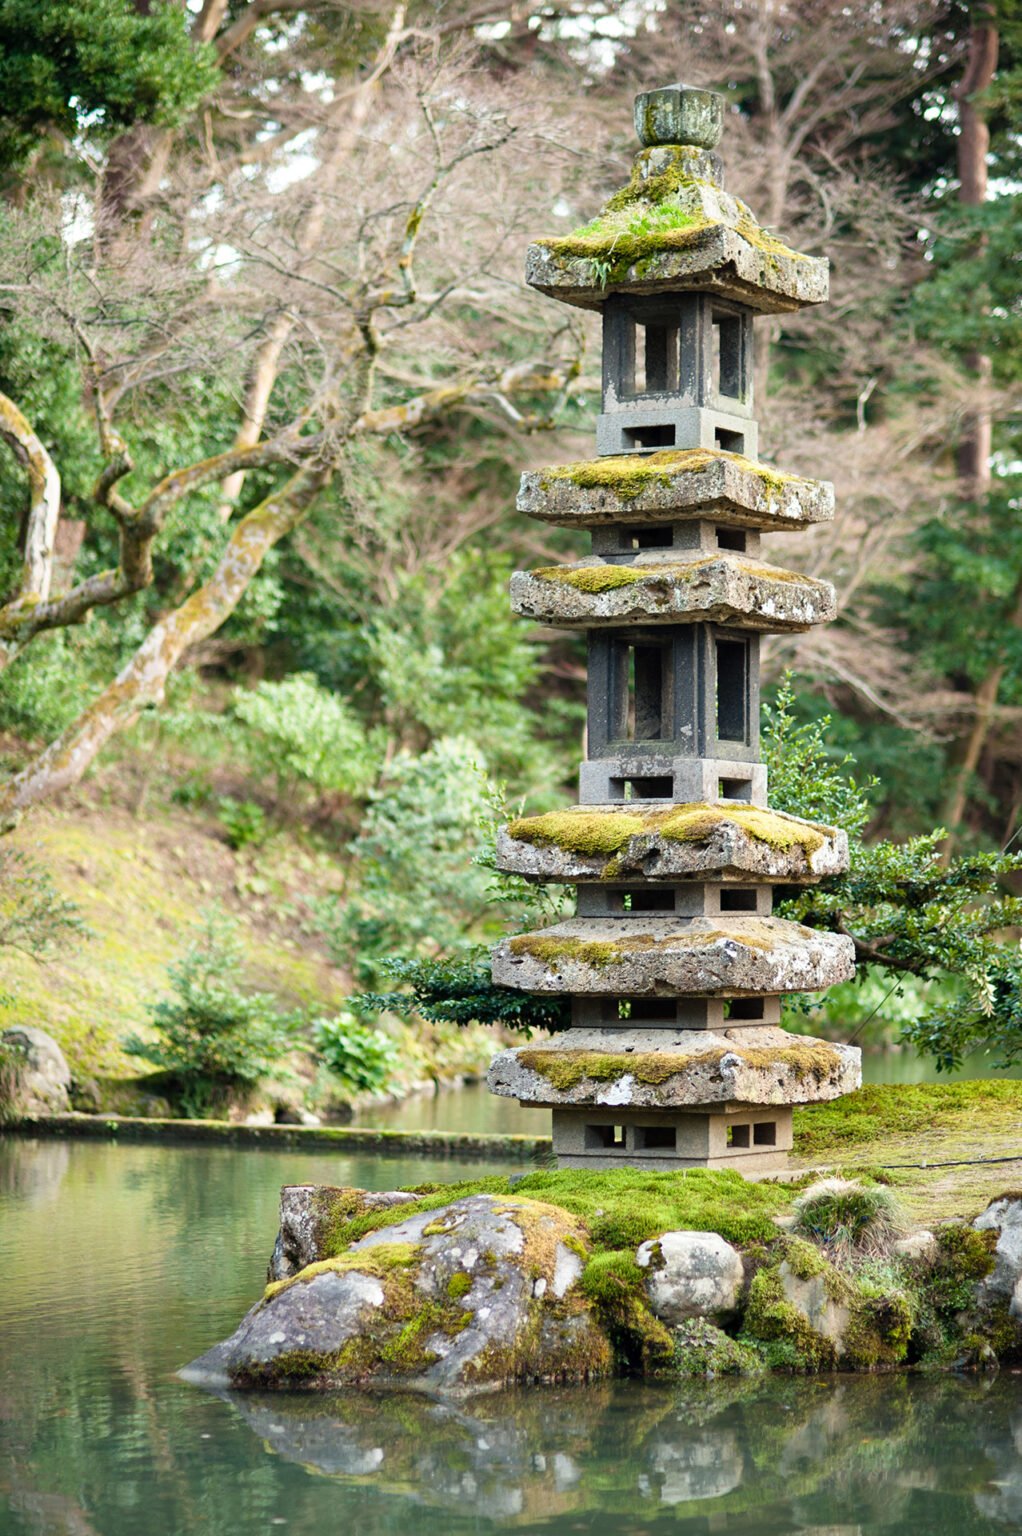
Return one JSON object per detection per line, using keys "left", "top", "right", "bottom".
{"left": 486, "top": 84, "right": 860, "bottom": 1173}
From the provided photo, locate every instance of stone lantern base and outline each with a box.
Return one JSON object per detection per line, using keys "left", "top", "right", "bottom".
{"left": 550, "top": 1104, "right": 793, "bottom": 1173}
{"left": 487, "top": 1025, "right": 861, "bottom": 1174}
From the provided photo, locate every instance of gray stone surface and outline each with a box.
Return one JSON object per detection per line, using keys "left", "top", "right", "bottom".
{"left": 268, "top": 1184, "right": 418, "bottom": 1283}
{"left": 526, "top": 145, "right": 829, "bottom": 313}
{"left": 184, "top": 1194, "right": 606, "bottom": 1398}
{"left": 637, "top": 1230, "right": 744, "bottom": 1323}
{"left": 635, "top": 84, "right": 723, "bottom": 150}
{"left": 974, "top": 1197, "right": 1022, "bottom": 1307}
{"left": 496, "top": 802, "right": 848, "bottom": 885}
{"left": 181, "top": 1267, "right": 387, "bottom": 1388}
{"left": 518, "top": 449, "right": 834, "bottom": 531}
{"left": 892, "top": 1230, "right": 937, "bottom": 1263}
{"left": 1, "top": 1026, "right": 71, "bottom": 1114}
{"left": 487, "top": 1024, "right": 862, "bottom": 1109}
{"left": 490, "top": 915, "right": 856, "bottom": 997}
{"left": 510, "top": 556, "right": 835, "bottom": 633}
{"left": 778, "top": 1261, "right": 850, "bottom": 1351}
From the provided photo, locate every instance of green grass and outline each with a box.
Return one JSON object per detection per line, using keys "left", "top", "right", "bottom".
{"left": 793, "top": 1081, "right": 1022, "bottom": 1158}
{"left": 321, "top": 1167, "right": 794, "bottom": 1256}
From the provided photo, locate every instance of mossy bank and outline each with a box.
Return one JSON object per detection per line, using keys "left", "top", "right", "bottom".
{"left": 183, "top": 1129, "right": 1022, "bottom": 1397}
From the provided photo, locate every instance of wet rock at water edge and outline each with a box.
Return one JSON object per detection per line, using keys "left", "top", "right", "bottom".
{"left": 1, "top": 1026, "right": 71, "bottom": 1114}
{"left": 637, "top": 1230, "right": 744, "bottom": 1324}
{"left": 974, "top": 1196, "right": 1022, "bottom": 1311}
{"left": 182, "top": 1192, "right": 611, "bottom": 1398}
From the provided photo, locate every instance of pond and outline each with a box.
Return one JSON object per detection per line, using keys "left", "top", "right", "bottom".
{"left": 3, "top": 1135, "right": 1022, "bottom": 1535}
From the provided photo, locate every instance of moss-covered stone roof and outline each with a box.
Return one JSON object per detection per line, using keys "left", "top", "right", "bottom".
{"left": 510, "top": 555, "right": 835, "bottom": 632}
{"left": 507, "top": 803, "right": 832, "bottom": 858}
{"left": 517, "top": 449, "right": 835, "bottom": 530}
{"left": 526, "top": 145, "right": 828, "bottom": 312}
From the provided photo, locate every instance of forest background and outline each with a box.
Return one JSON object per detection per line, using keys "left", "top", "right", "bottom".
{"left": 0, "top": 0, "right": 1021, "bottom": 1115}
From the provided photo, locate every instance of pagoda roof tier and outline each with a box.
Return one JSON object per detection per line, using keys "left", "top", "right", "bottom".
{"left": 496, "top": 801, "right": 848, "bottom": 885}
{"left": 486, "top": 1024, "right": 861, "bottom": 1109}
{"left": 526, "top": 146, "right": 828, "bottom": 313}
{"left": 518, "top": 449, "right": 834, "bottom": 530}
{"left": 511, "top": 555, "right": 835, "bottom": 632}
{"left": 491, "top": 916, "right": 855, "bottom": 997}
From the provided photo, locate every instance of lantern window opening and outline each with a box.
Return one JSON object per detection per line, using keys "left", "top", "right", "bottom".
{"left": 728, "top": 998, "right": 766, "bottom": 1020}
{"left": 711, "top": 308, "right": 746, "bottom": 402}
{"left": 716, "top": 526, "right": 746, "bottom": 552}
{"left": 585, "top": 1123, "right": 627, "bottom": 1150}
{"left": 715, "top": 635, "right": 750, "bottom": 744}
{"left": 612, "top": 774, "right": 675, "bottom": 801}
{"left": 634, "top": 1125, "right": 677, "bottom": 1151}
{"left": 613, "top": 638, "right": 674, "bottom": 743}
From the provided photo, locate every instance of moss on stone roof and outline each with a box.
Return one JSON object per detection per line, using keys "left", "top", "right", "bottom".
{"left": 515, "top": 1040, "right": 845, "bottom": 1092}
{"left": 534, "top": 146, "right": 814, "bottom": 285}
{"left": 527, "top": 559, "right": 827, "bottom": 596}
{"left": 506, "top": 920, "right": 791, "bottom": 968}
{"left": 536, "top": 448, "right": 800, "bottom": 502}
{"left": 506, "top": 802, "right": 831, "bottom": 860}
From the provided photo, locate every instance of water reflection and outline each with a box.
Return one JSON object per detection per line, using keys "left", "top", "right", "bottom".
{"left": 216, "top": 1373, "right": 1022, "bottom": 1532}
{"left": 4, "top": 1136, "right": 1022, "bottom": 1536}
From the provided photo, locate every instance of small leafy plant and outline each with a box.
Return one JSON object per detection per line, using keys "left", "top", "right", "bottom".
{"left": 124, "top": 912, "right": 298, "bottom": 1117}
{"left": 217, "top": 796, "right": 268, "bottom": 851}
{"left": 313, "top": 1012, "right": 397, "bottom": 1095}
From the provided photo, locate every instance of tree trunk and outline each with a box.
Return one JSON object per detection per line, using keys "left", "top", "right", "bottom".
{"left": 938, "top": 6, "right": 998, "bottom": 848}
{"left": 0, "top": 464, "right": 332, "bottom": 818}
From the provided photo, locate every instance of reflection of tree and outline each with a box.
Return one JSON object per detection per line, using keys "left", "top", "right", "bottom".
{"left": 0, "top": 1139, "right": 69, "bottom": 1202}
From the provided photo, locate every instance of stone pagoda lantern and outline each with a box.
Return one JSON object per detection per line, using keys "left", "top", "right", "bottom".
{"left": 486, "top": 84, "right": 861, "bottom": 1174}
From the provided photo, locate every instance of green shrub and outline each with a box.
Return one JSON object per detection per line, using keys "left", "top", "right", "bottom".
{"left": 217, "top": 797, "right": 268, "bottom": 851}
{"left": 232, "top": 673, "right": 379, "bottom": 800}
{"left": 123, "top": 913, "right": 298, "bottom": 1117}
{"left": 313, "top": 1012, "right": 397, "bottom": 1095}
{"left": 320, "top": 736, "right": 493, "bottom": 988}
{"left": 0, "top": 848, "right": 85, "bottom": 961}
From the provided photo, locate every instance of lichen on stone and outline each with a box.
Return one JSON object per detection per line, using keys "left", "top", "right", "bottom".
{"left": 533, "top": 146, "right": 814, "bottom": 285}
{"left": 515, "top": 1040, "right": 845, "bottom": 1093}
{"left": 535, "top": 447, "right": 803, "bottom": 504}
{"left": 507, "top": 934, "right": 626, "bottom": 969}
{"left": 262, "top": 1241, "right": 420, "bottom": 1303}
{"left": 506, "top": 802, "right": 831, "bottom": 861}
{"left": 530, "top": 564, "right": 651, "bottom": 593}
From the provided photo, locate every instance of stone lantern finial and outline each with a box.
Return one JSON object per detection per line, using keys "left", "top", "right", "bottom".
{"left": 633, "top": 84, "right": 724, "bottom": 149}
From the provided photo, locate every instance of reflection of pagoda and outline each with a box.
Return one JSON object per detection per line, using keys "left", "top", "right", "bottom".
{"left": 486, "top": 84, "right": 860, "bottom": 1174}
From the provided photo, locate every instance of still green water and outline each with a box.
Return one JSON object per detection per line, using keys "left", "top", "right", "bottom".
{"left": 3, "top": 1135, "right": 1022, "bottom": 1535}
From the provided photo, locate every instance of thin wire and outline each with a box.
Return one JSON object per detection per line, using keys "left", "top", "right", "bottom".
{"left": 833, "top": 1153, "right": 1022, "bottom": 1171}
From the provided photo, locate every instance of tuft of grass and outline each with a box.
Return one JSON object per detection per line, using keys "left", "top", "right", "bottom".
{"left": 792, "top": 1178, "right": 903, "bottom": 1263}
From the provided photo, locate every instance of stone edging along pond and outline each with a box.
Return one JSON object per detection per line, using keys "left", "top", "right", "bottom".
{"left": 2, "top": 1111, "right": 551, "bottom": 1161}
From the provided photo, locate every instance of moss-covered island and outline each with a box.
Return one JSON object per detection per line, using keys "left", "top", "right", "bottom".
{"left": 181, "top": 1081, "right": 1022, "bottom": 1397}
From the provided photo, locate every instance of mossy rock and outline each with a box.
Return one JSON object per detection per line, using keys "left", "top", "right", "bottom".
{"left": 497, "top": 800, "right": 847, "bottom": 885}
{"left": 182, "top": 1193, "right": 612, "bottom": 1396}
{"left": 525, "top": 145, "right": 829, "bottom": 311}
